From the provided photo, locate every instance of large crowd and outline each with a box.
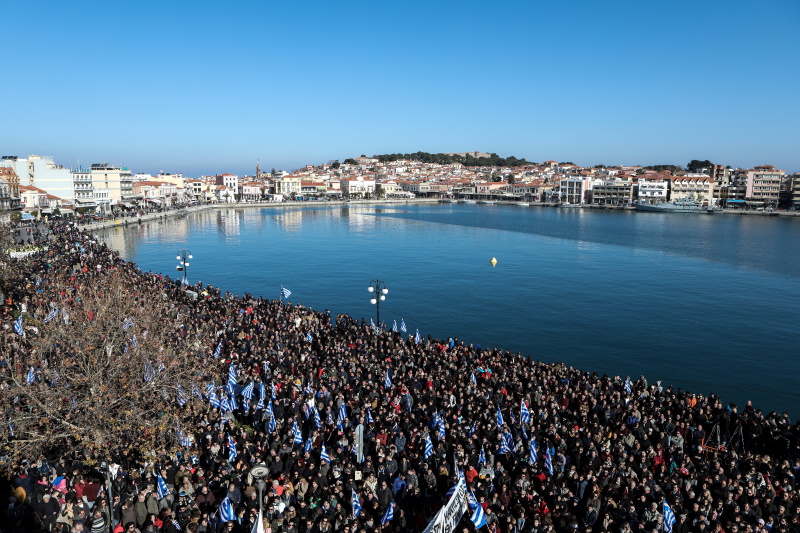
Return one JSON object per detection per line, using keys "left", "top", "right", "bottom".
{"left": 3, "top": 220, "right": 800, "bottom": 533}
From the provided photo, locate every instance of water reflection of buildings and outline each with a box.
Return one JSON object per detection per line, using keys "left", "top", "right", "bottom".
{"left": 214, "top": 209, "right": 241, "bottom": 236}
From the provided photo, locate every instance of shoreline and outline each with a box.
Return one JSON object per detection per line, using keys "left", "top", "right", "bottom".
{"left": 81, "top": 198, "right": 800, "bottom": 232}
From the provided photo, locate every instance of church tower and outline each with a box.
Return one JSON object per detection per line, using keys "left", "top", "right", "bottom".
{"left": 256, "top": 160, "right": 261, "bottom": 179}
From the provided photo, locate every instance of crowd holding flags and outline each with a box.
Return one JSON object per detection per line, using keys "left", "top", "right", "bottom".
{"left": 381, "top": 502, "right": 394, "bottom": 526}
{"left": 663, "top": 500, "right": 676, "bottom": 533}
{"left": 157, "top": 473, "right": 169, "bottom": 500}
{"left": 219, "top": 496, "right": 236, "bottom": 522}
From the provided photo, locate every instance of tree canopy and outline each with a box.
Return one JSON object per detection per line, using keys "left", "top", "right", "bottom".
{"left": 687, "top": 160, "right": 714, "bottom": 173}
{"left": 371, "top": 152, "right": 530, "bottom": 167}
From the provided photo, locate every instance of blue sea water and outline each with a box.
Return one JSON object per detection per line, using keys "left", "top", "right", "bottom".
{"left": 99, "top": 204, "right": 800, "bottom": 416}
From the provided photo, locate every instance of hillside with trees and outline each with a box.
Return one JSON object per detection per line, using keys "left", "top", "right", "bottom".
{"left": 367, "top": 152, "right": 531, "bottom": 167}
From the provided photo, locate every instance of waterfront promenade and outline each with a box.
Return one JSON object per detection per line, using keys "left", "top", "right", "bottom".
{"left": 3, "top": 220, "right": 800, "bottom": 533}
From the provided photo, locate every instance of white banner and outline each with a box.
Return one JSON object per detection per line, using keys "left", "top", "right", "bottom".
{"left": 422, "top": 476, "right": 468, "bottom": 533}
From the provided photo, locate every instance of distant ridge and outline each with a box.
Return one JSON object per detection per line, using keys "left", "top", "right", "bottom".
{"left": 359, "top": 151, "right": 531, "bottom": 168}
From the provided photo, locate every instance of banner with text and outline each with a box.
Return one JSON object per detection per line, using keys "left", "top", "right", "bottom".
{"left": 422, "top": 476, "right": 467, "bottom": 533}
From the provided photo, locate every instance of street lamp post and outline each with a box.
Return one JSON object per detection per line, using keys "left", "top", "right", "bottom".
{"left": 176, "top": 249, "right": 193, "bottom": 285}
{"left": 250, "top": 464, "right": 269, "bottom": 525}
{"left": 367, "top": 279, "right": 388, "bottom": 326}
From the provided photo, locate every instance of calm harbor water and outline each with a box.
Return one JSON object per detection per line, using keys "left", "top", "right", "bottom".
{"left": 99, "top": 204, "right": 800, "bottom": 416}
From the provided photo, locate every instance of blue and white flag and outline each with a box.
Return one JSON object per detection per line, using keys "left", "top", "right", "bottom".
{"left": 304, "top": 435, "right": 313, "bottom": 454}
{"left": 213, "top": 341, "right": 223, "bottom": 358}
{"left": 352, "top": 489, "right": 362, "bottom": 518}
{"left": 478, "top": 445, "right": 486, "bottom": 465}
{"left": 496, "top": 407, "right": 504, "bottom": 427}
{"left": 122, "top": 316, "right": 134, "bottom": 330}
{"left": 267, "top": 406, "right": 276, "bottom": 433}
{"left": 381, "top": 502, "right": 394, "bottom": 526}
{"left": 499, "top": 432, "right": 512, "bottom": 455}
{"left": 392, "top": 320, "right": 398, "bottom": 332}
{"left": 384, "top": 370, "right": 392, "bottom": 389}
{"left": 206, "top": 382, "right": 215, "bottom": 398}
{"left": 545, "top": 448, "right": 554, "bottom": 476}
{"left": 157, "top": 474, "right": 170, "bottom": 500}
{"left": 468, "top": 490, "right": 480, "bottom": 511}
{"left": 281, "top": 286, "right": 291, "bottom": 299}
{"left": 424, "top": 433, "right": 434, "bottom": 459}
{"left": 306, "top": 332, "right": 313, "bottom": 342}
{"left": 624, "top": 377, "right": 632, "bottom": 394}
{"left": 468, "top": 420, "right": 477, "bottom": 437}
{"left": 177, "top": 385, "right": 188, "bottom": 407}
{"left": 292, "top": 420, "right": 303, "bottom": 444}
{"left": 26, "top": 366, "right": 36, "bottom": 385}
{"left": 209, "top": 391, "right": 221, "bottom": 409}
{"left": 663, "top": 500, "right": 676, "bottom": 533}
{"left": 271, "top": 383, "right": 277, "bottom": 399}
{"left": 229, "top": 393, "right": 238, "bottom": 411}
{"left": 131, "top": 334, "right": 138, "bottom": 348}
{"left": 400, "top": 318, "right": 407, "bottom": 333}
{"left": 414, "top": 329, "right": 421, "bottom": 344}
{"left": 227, "top": 434, "right": 237, "bottom": 463}
{"left": 471, "top": 504, "right": 487, "bottom": 529}
{"left": 338, "top": 402, "right": 347, "bottom": 422}
{"left": 219, "top": 496, "right": 236, "bottom": 522}
{"left": 313, "top": 406, "right": 322, "bottom": 428}
{"left": 521, "top": 400, "right": 530, "bottom": 426}
{"left": 256, "top": 384, "right": 265, "bottom": 410}
{"left": 320, "top": 444, "right": 330, "bottom": 462}
{"left": 437, "top": 417, "right": 446, "bottom": 441}
{"left": 143, "top": 361, "right": 155, "bottom": 382}
{"left": 471, "top": 372, "right": 477, "bottom": 386}
{"left": 241, "top": 381, "right": 254, "bottom": 401}
{"left": 365, "top": 408, "right": 374, "bottom": 424}
{"left": 529, "top": 439, "right": 538, "bottom": 464}
{"left": 227, "top": 363, "right": 236, "bottom": 393}
{"left": 192, "top": 384, "right": 203, "bottom": 400}
{"left": 44, "top": 308, "right": 59, "bottom": 324}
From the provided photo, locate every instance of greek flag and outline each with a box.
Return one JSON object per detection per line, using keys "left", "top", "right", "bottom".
{"left": 471, "top": 505, "right": 487, "bottom": 529}
{"left": 267, "top": 409, "right": 276, "bottom": 433}
{"left": 177, "top": 385, "right": 188, "bottom": 407}
{"left": 352, "top": 489, "right": 362, "bottom": 518}
{"left": 320, "top": 444, "right": 330, "bottom": 462}
{"left": 305, "top": 332, "right": 313, "bottom": 342}
{"left": 478, "top": 445, "right": 486, "bottom": 465}
{"left": 213, "top": 341, "right": 223, "bottom": 358}
{"left": 292, "top": 420, "right": 303, "bottom": 444}
{"left": 338, "top": 402, "right": 347, "bottom": 422}
{"left": 468, "top": 490, "right": 480, "bottom": 510}
{"left": 381, "top": 502, "right": 394, "bottom": 526}
{"left": 313, "top": 406, "right": 321, "bottom": 427}
{"left": 143, "top": 361, "right": 155, "bottom": 382}
{"left": 496, "top": 407, "right": 504, "bottom": 427}
{"left": 392, "top": 320, "right": 398, "bottom": 332}
{"left": 44, "top": 308, "right": 59, "bottom": 324}
{"left": 529, "top": 439, "right": 538, "bottom": 464}
{"left": 521, "top": 400, "right": 530, "bottom": 425}
{"left": 131, "top": 334, "right": 138, "bottom": 348}
{"left": 157, "top": 474, "right": 169, "bottom": 500}
{"left": 663, "top": 500, "right": 676, "bottom": 533}
{"left": 192, "top": 384, "right": 203, "bottom": 401}
{"left": 281, "top": 286, "right": 291, "bottom": 298}
{"left": 499, "top": 432, "right": 512, "bottom": 455}
{"left": 221, "top": 395, "right": 231, "bottom": 413}
{"left": 209, "top": 391, "right": 221, "bottom": 409}
{"left": 414, "top": 329, "right": 421, "bottom": 344}
{"left": 437, "top": 417, "right": 446, "bottom": 441}
{"left": 241, "top": 381, "right": 254, "bottom": 401}
{"left": 256, "top": 384, "right": 265, "bottom": 410}
{"left": 219, "top": 496, "right": 236, "bottom": 522}
{"left": 424, "top": 433, "right": 434, "bottom": 459}
{"left": 122, "top": 316, "right": 134, "bottom": 330}
{"left": 624, "top": 377, "right": 632, "bottom": 394}
{"left": 227, "top": 434, "right": 237, "bottom": 463}
{"left": 229, "top": 393, "right": 238, "bottom": 411}
{"left": 366, "top": 408, "right": 374, "bottom": 424}
{"left": 384, "top": 371, "right": 392, "bottom": 388}
{"left": 206, "top": 382, "right": 215, "bottom": 397}
{"left": 468, "top": 420, "right": 477, "bottom": 437}
{"left": 227, "top": 363, "right": 236, "bottom": 393}
{"left": 13, "top": 315, "right": 24, "bottom": 335}
{"left": 545, "top": 448, "right": 554, "bottom": 476}
{"left": 26, "top": 366, "right": 36, "bottom": 385}
{"left": 304, "top": 435, "right": 312, "bottom": 454}
{"left": 271, "top": 383, "right": 277, "bottom": 399}
{"left": 400, "top": 318, "right": 407, "bottom": 333}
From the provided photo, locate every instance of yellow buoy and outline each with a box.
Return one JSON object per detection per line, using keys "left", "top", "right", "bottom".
{"left": 490, "top": 257, "right": 498, "bottom": 267}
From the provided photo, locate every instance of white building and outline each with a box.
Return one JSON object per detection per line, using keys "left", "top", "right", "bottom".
{"left": 90, "top": 163, "right": 134, "bottom": 205}
{"left": 1, "top": 155, "right": 73, "bottom": 205}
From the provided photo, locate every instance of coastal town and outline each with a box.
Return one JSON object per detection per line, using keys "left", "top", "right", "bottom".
{"left": 1, "top": 153, "right": 799, "bottom": 218}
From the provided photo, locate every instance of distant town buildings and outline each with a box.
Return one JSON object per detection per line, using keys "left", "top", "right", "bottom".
{"left": 1, "top": 152, "right": 799, "bottom": 217}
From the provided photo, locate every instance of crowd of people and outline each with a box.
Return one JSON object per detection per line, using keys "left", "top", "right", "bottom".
{"left": 3, "top": 220, "right": 800, "bottom": 533}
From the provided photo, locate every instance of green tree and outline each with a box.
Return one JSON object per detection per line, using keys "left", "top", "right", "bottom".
{"left": 343, "top": 158, "right": 357, "bottom": 165}
{"left": 687, "top": 160, "right": 714, "bottom": 173}
{"left": 331, "top": 160, "right": 340, "bottom": 169}
{"left": 507, "top": 175, "right": 516, "bottom": 184}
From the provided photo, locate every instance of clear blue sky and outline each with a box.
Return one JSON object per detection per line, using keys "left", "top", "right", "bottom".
{"left": 3, "top": 0, "right": 798, "bottom": 176}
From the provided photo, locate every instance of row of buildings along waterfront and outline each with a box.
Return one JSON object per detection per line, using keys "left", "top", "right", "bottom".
{"left": 1, "top": 155, "right": 799, "bottom": 216}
